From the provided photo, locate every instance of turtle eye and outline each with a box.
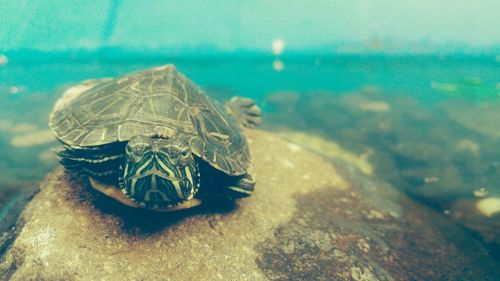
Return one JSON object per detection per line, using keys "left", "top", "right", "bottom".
{"left": 132, "top": 145, "right": 142, "bottom": 155}
{"left": 181, "top": 149, "right": 191, "bottom": 157}
{"left": 178, "top": 149, "right": 192, "bottom": 164}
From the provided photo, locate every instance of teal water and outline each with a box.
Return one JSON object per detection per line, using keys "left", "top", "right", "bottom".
{"left": 1, "top": 55, "right": 499, "bottom": 258}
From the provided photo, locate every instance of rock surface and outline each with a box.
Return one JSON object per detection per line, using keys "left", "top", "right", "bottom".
{"left": 1, "top": 130, "right": 499, "bottom": 281}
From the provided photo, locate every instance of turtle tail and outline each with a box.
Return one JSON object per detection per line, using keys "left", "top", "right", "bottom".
{"left": 224, "top": 96, "right": 262, "bottom": 128}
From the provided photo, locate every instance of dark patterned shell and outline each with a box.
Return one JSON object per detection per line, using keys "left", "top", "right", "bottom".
{"left": 49, "top": 65, "right": 250, "bottom": 175}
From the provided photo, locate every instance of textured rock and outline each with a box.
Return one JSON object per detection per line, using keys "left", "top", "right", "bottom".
{"left": 0, "top": 186, "right": 39, "bottom": 258}
{"left": 1, "top": 130, "right": 499, "bottom": 281}
{"left": 441, "top": 100, "right": 500, "bottom": 138}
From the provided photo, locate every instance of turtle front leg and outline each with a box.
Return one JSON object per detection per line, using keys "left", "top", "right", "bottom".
{"left": 223, "top": 173, "right": 256, "bottom": 198}
{"left": 206, "top": 172, "right": 256, "bottom": 200}
{"left": 225, "top": 96, "right": 262, "bottom": 128}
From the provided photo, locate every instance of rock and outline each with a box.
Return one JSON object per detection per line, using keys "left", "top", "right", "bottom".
{"left": 454, "top": 139, "right": 480, "bottom": 156}
{"left": 0, "top": 54, "right": 8, "bottom": 66}
{"left": 340, "top": 94, "right": 390, "bottom": 113}
{"left": 451, "top": 199, "right": 500, "bottom": 245}
{"left": 1, "top": 130, "right": 499, "bottom": 281}
{"left": 9, "top": 124, "right": 39, "bottom": 134}
{"left": 390, "top": 142, "right": 445, "bottom": 166}
{"left": 9, "top": 130, "right": 55, "bottom": 147}
{"left": 37, "top": 149, "right": 59, "bottom": 166}
{"left": 441, "top": 100, "right": 500, "bottom": 138}
{"left": 276, "top": 130, "right": 373, "bottom": 175}
{"left": 0, "top": 185, "right": 39, "bottom": 258}
{"left": 476, "top": 197, "right": 500, "bottom": 218}
{"left": 263, "top": 89, "right": 500, "bottom": 265}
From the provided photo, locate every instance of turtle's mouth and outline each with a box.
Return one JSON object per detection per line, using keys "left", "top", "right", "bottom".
{"left": 89, "top": 177, "right": 201, "bottom": 211}
{"left": 118, "top": 187, "right": 193, "bottom": 209}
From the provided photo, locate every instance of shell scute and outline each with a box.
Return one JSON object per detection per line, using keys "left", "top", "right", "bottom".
{"left": 50, "top": 65, "right": 251, "bottom": 175}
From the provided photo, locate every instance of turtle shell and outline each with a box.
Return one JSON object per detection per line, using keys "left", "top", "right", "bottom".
{"left": 49, "top": 65, "right": 250, "bottom": 176}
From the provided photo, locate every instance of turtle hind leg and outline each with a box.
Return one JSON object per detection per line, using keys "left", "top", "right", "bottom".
{"left": 225, "top": 96, "right": 262, "bottom": 128}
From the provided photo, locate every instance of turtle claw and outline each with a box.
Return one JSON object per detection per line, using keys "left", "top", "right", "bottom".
{"left": 225, "top": 96, "right": 262, "bottom": 128}
{"left": 222, "top": 173, "right": 255, "bottom": 198}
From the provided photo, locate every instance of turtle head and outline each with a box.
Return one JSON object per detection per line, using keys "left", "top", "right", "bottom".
{"left": 119, "top": 135, "right": 200, "bottom": 209}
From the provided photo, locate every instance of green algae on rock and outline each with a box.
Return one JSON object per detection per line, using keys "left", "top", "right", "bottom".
{"left": 1, "top": 130, "right": 499, "bottom": 281}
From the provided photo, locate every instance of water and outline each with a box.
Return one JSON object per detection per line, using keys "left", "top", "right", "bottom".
{"left": 1, "top": 55, "right": 499, "bottom": 259}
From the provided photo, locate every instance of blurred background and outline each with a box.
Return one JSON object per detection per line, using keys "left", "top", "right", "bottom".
{"left": 2, "top": 0, "right": 500, "bottom": 55}
{"left": 1, "top": 0, "right": 499, "bottom": 262}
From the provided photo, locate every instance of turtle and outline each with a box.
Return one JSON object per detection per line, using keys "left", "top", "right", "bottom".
{"left": 49, "top": 64, "right": 261, "bottom": 211}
